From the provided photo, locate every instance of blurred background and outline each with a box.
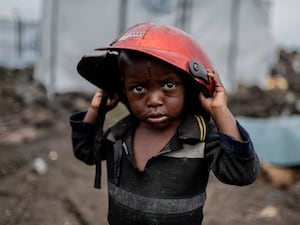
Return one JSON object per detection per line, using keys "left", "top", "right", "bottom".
{"left": 1, "top": 0, "right": 300, "bottom": 225}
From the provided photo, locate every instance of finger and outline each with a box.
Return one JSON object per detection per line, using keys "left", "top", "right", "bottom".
{"left": 95, "top": 89, "right": 104, "bottom": 97}
{"left": 199, "top": 91, "right": 210, "bottom": 103}
{"left": 107, "top": 95, "right": 119, "bottom": 108}
{"left": 208, "top": 70, "right": 224, "bottom": 88}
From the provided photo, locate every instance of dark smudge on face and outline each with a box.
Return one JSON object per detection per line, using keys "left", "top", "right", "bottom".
{"left": 146, "top": 61, "right": 152, "bottom": 78}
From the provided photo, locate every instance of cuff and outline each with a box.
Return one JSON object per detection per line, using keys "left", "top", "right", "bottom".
{"left": 69, "top": 112, "right": 96, "bottom": 138}
{"left": 218, "top": 121, "right": 255, "bottom": 158}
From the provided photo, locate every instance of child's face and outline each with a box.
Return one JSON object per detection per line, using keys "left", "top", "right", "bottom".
{"left": 122, "top": 57, "right": 185, "bottom": 129}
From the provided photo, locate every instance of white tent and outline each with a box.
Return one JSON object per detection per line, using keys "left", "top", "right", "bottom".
{"left": 34, "top": 0, "right": 276, "bottom": 95}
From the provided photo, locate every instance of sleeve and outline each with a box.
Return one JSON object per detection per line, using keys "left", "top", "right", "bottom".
{"left": 69, "top": 111, "right": 97, "bottom": 165}
{"left": 204, "top": 119, "right": 260, "bottom": 186}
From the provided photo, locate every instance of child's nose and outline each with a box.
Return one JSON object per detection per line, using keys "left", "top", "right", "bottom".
{"left": 146, "top": 90, "right": 163, "bottom": 108}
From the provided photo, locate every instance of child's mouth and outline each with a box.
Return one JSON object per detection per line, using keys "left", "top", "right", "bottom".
{"left": 146, "top": 115, "right": 167, "bottom": 124}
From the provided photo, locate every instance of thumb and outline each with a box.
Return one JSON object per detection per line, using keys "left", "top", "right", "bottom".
{"left": 199, "top": 91, "right": 207, "bottom": 102}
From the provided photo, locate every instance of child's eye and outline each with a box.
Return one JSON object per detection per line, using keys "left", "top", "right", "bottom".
{"left": 133, "top": 85, "right": 145, "bottom": 93}
{"left": 164, "top": 81, "right": 176, "bottom": 89}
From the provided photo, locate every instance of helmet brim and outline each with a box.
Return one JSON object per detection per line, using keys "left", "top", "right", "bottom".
{"left": 77, "top": 53, "right": 128, "bottom": 104}
{"left": 96, "top": 46, "right": 214, "bottom": 97}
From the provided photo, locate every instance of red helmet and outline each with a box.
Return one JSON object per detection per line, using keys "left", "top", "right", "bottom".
{"left": 77, "top": 22, "right": 215, "bottom": 101}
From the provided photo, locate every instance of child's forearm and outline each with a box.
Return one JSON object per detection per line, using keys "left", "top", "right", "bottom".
{"left": 83, "top": 89, "right": 105, "bottom": 123}
{"left": 211, "top": 106, "right": 242, "bottom": 141}
{"left": 84, "top": 107, "right": 98, "bottom": 123}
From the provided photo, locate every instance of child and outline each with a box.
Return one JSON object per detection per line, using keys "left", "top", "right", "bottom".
{"left": 70, "top": 22, "right": 259, "bottom": 225}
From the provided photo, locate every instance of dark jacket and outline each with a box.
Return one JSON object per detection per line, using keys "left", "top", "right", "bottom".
{"left": 70, "top": 112, "right": 259, "bottom": 225}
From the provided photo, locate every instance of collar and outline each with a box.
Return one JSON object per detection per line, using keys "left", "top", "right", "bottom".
{"left": 109, "top": 113, "right": 206, "bottom": 143}
{"left": 108, "top": 113, "right": 206, "bottom": 171}
{"left": 178, "top": 114, "right": 206, "bottom": 143}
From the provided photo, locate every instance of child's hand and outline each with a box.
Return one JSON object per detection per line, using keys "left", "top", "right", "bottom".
{"left": 84, "top": 89, "right": 119, "bottom": 123}
{"left": 199, "top": 69, "right": 242, "bottom": 140}
{"left": 90, "top": 89, "right": 119, "bottom": 111}
{"left": 199, "top": 69, "right": 227, "bottom": 117}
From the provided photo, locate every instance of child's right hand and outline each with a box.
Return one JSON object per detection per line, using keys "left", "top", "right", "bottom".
{"left": 90, "top": 89, "right": 119, "bottom": 111}
{"left": 84, "top": 89, "right": 119, "bottom": 123}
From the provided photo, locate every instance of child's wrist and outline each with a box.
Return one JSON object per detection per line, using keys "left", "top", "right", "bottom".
{"left": 210, "top": 105, "right": 229, "bottom": 119}
{"left": 84, "top": 107, "right": 98, "bottom": 123}
{"left": 89, "top": 105, "right": 99, "bottom": 113}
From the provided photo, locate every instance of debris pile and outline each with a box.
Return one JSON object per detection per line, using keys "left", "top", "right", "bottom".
{"left": 229, "top": 49, "right": 300, "bottom": 117}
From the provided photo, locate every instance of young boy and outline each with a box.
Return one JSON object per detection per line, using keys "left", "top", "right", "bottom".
{"left": 70, "top": 22, "right": 259, "bottom": 225}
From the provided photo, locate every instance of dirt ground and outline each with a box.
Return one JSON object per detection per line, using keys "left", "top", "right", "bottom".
{"left": 1, "top": 49, "right": 300, "bottom": 225}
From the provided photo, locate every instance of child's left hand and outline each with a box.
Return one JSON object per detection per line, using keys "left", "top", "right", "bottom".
{"left": 199, "top": 69, "right": 228, "bottom": 117}
{"left": 199, "top": 69, "right": 242, "bottom": 140}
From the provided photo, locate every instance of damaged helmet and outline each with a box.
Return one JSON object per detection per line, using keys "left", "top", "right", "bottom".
{"left": 77, "top": 22, "right": 215, "bottom": 104}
